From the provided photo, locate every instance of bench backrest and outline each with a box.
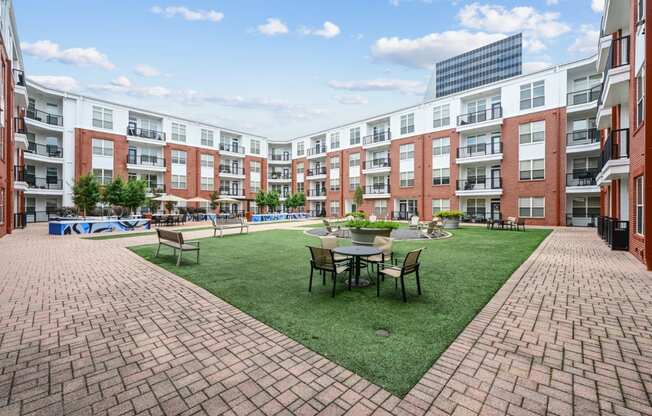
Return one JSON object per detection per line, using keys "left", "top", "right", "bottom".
{"left": 157, "top": 228, "right": 183, "bottom": 245}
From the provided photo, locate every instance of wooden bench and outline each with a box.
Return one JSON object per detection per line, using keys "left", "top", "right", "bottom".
{"left": 211, "top": 217, "right": 249, "bottom": 238}
{"left": 155, "top": 229, "right": 200, "bottom": 266}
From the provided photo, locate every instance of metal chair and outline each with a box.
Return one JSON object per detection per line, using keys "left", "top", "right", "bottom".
{"left": 362, "top": 236, "right": 395, "bottom": 273}
{"left": 377, "top": 248, "right": 424, "bottom": 302}
{"left": 307, "top": 246, "right": 352, "bottom": 297}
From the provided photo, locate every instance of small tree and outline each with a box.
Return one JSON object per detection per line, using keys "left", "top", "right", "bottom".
{"left": 73, "top": 173, "right": 101, "bottom": 217}
{"left": 123, "top": 179, "right": 147, "bottom": 215}
{"left": 266, "top": 191, "right": 280, "bottom": 213}
{"left": 354, "top": 186, "right": 364, "bottom": 211}
{"left": 255, "top": 190, "right": 268, "bottom": 213}
{"left": 102, "top": 177, "right": 126, "bottom": 216}
{"left": 285, "top": 193, "right": 297, "bottom": 212}
{"left": 209, "top": 191, "right": 220, "bottom": 211}
{"left": 165, "top": 201, "right": 176, "bottom": 214}
{"left": 147, "top": 194, "right": 161, "bottom": 213}
{"left": 294, "top": 192, "right": 306, "bottom": 212}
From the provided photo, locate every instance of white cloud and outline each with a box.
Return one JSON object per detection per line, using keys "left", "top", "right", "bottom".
{"left": 21, "top": 40, "right": 115, "bottom": 70}
{"left": 371, "top": 30, "right": 506, "bottom": 69}
{"left": 328, "top": 79, "right": 426, "bottom": 95}
{"left": 523, "top": 61, "right": 552, "bottom": 74}
{"left": 389, "top": 0, "right": 434, "bottom": 6}
{"left": 150, "top": 6, "right": 223, "bottom": 22}
{"left": 134, "top": 64, "right": 161, "bottom": 77}
{"left": 27, "top": 75, "right": 80, "bottom": 92}
{"left": 334, "top": 95, "right": 369, "bottom": 105}
{"left": 458, "top": 3, "right": 570, "bottom": 40}
{"left": 111, "top": 76, "right": 132, "bottom": 88}
{"left": 90, "top": 77, "right": 171, "bottom": 98}
{"left": 257, "top": 18, "right": 289, "bottom": 36}
{"left": 591, "top": 0, "right": 605, "bottom": 13}
{"left": 545, "top": 0, "right": 559, "bottom": 5}
{"left": 301, "top": 21, "right": 341, "bottom": 39}
{"left": 569, "top": 25, "right": 600, "bottom": 54}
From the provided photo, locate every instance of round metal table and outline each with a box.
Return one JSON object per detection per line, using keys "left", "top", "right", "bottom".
{"left": 333, "top": 246, "right": 382, "bottom": 287}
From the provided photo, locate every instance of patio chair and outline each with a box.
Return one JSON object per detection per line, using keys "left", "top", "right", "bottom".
{"left": 319, "top": 236, "right": 349, "bottom": 262}
{"left": 307, "top": 246, "right": 352, "bottom": 297}
{"left": 362, "top": 236, "right": 395, "bottom": 273}
{"left": 515, "top": 218, "right": 526, "bottom": 231}
{"left": 506, "top": 217, "right": 517, "bottom": 230}
{"left": 408, "top": 216, "right": 422, "bottom": 230}
{"left": 377, "top": 248, "right": 424, "bottom": 302}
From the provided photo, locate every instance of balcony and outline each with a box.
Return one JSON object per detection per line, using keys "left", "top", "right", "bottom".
{"left": 362, "top": 158, "right": 391, "bottom": 174}
{"left": 219, "top": 143, "right": 246, "bottom": 155}
{"left": 13, "top": 165, "right": 27, "bottom": 191}
{"left": 306, "top": 145, "right": 327, "bottom": 158}
{"left": 363, "top": 184, "right": 390, "bottom": 199}
{"left": 219, "top": 188, "right": 246, "bottom": 197}
{"left": 126, "top": 124, "right": 166, "bottom": 142}
{"left": 306, "top": 166, "right": 327, "bottom": 178}
{"left": 597, "top": 216, "right": 629, "bottom": 250}
{"left": 269, "top": 153, "right": 291, "bottom": 162}
{"left": 455, "top": 177, "right": 502, "bottom": 196}
{"left": 268, "top": 172, "right": 291, "bottom": 181}
{"left": 567, "top": 84, "right": 602, "bottom": 111}
{"left": 26, "top": 141, "right": 63, "bottom": 160}
{"left": 456, "top": 107, "right": 502, "bottom": 132}
{"left": 566, "top": 129, "right": 600, "bottom": 152}
{"left": 25, "top": 175, "right": 64, "bottom": 193}
{"left": 566, "top": 171, "right": 599, "bottom": 193}
{"left": 598, "top": 36, "right": 630, "bottom": 117}
{"left": 26, "top": 108, "right": 63, "bottom": 128}
{"left": 456, "top": 142, "right": 502, "bottom": 164}
{"left": 127, "top": 154, "right": 166, "bottom": 171}
{"left": 306, "top": 188, "right": 327, "bottom": 199}
{"left": 146, "top": 184, "right": 166, "bottom": 194}
{"left": 219, "top": 165, "right": 245, "bottom": 177}
{"left": 362, "top": 130, "right": 391, "bottom": 147}
{"left": 13, "top": 68, "right": 27, "bottom": 107}
{"left": 596, "top": 128, "right": 629, "bottom": 185}
{"left": 14, "top": 117, "right": 28, "bottom": 149}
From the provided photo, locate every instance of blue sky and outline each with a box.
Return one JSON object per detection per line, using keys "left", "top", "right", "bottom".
{"left": 16, "top": 0, "right": 603, "bottom": 139}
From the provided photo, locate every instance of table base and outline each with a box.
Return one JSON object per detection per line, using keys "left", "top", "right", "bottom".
{"left": 345, "top": 277, "right": 372, "bottom": 288}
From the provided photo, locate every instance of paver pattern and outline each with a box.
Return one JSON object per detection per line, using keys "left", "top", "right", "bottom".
{"left": 0, "top": 224, "right": 651, "bottom": 416}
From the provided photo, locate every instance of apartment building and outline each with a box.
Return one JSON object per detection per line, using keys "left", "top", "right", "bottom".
{"left": 595, "top": 0, "right": 650, "bottom": 268}
{"left": 0, "top": 0, "right": 25, "bottom": 238}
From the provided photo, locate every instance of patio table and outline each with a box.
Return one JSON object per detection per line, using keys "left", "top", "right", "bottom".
{"left": 333, "top": 246, "right": 382, "bottom": 288}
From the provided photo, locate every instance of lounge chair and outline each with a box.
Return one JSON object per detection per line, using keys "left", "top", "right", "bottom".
{"left": 408, "top": 215, "right": 422, "bottom": 230}
{"left": 377, "top": 248, "right": 424, "bottom": 302}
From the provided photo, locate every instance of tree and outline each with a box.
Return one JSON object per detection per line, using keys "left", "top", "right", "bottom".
{"left": 209, "top": 191, "right": 220, "bottom": 211}
{"left": 102, "top": 177, "right": 126, "bottom": 216}
{"left": 294, "top": 192, "right": 306, "bottom": 212}
{"left": 266, "top": 191, "right": 280, "bottom": 212}
{"left": 73, "top": 173, "right": 101, "bottom": 217}
{"left": 354, "top": 186, "right": 364, "bottom": 211}
{"left": 285, "top": 193, "right": 297, "bottom": 212}
{"left": 255, "top": 190, "right": 268, "bottom": 213}
{"left": 147, "top": 194, "right": 161, "bottom": 213}
{"left": 123, "top": 179, "right": 147, "bottom": 215}
{"left": 165, "top": 201, "right": 176, "bottom": 214}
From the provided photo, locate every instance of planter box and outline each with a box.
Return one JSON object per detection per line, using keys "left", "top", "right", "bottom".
{"left": 442, "top": 218, "right": 460, "bottom": 229}
{"left": 349, "top": 227, "right": 393, "bottom": 245}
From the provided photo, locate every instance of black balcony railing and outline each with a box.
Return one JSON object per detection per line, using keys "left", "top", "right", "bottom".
{"left": 457, "top": 106, "right": 502, "bottom": 126}
{"left": 219, "top": 165, "right": 245, "bottom": 175}
{"left": 608, "top": 35, "right": 631, "bottom": 70}
{"left": 27, "top": 141, "right": 63, "bottom": 158}
{"left": 14, "top": 117, "right": 26, "bottom": 134}
{"left": 26, "top": 108, "right": 63, "bottom": 126}
{"left": 307, "top": 145, "right": 327, "bottom": 157}
{"left": 457, "top": 142, "right": 502, "bottom": 159}
{"left": 146, "top": 184, "right": 166, "bottom": 194}
{"left": 363, "top": 158, "right": 391, "bottom": 169}
{"left": 566, "top": 170, "right": 598, "bottom": 187}
{"left": 127, "top": 125, "right": 166, "bottom": 141}
{"left": 269, "top": 172, "right": 291, "bottom": 180}
{"left": 219, "top": 188, "right": 245, "bottom": 196}
{"left": 597, "top": 216, "right": 629, "bottom": 250}
{"left": 567, "top": 85, "right": 602, "bottom": 106}
{"left": 25, "top": 210, "right": 60, "bottom": 223}
{"left": 364, "top": 184, "right": 390, "bottom": 194}
{"left": 456, "top": 177, "right": 502, "bottom": 191}
{"left": 599, "top": 128, "right": 629, "bottom": 171}
{"left": 13, "top": 165, "right": 25, "bottom": 182}
{"left": 13, "top": 68, "right": 25, "bottom": 86}
{"left": 219, "top": 143, "right": 245, "bottom": 154}
{"left": 306, "top": 166, "right": 327, "bottom": 177}
{"left": 310, "top": 210, "right": 327, "bottom": 218}
{"left": 270, "top": 153, "right": 291, "bottom": 161}
{"left": 391, "top": 211, "right": 417, "bottom": 221}
{"left": 127, "top": 154, "right": 165, "bottom": 167}
{"left": 306, "top": 188, "right": 327, "bottom": 197}
{"left": 25, "top": 175, "right": 63, "bottom": 190}
{"left": 362, "top": 130, "right": 391, "bottom": 146}
{"left": 567, "top": 129, "right": 599, "bottom": 146}
{"left": 13, "top": 212, "right": 27, "bottom": 229}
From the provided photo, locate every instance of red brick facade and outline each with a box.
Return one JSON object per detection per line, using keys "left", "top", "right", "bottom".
{"left": 0, "top": 43, "right": 16, "bottom": 237}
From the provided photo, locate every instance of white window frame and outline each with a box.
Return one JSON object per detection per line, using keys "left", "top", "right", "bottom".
{"left": 200, "top": 176, "right": 214, "bottom": 191}
{"left": 92, "top": 106, "right": 113, "bottom": 130}
{"left": 251, "top": 139, "right": 261, "bottom": 155}
{"left": 432, "top": 168, "right": 450, "bottom": 185}
{"left": 92, "top": 139, "right": 113, "bottom": 157}
{"left": 433, "top": 105, "right": 450, "bottom": 128}
{"left": 400, "top": 113, "right": 415, "bottom": 135}
{"left": 636, "top": 176, "right": 645, "bottom": 235}
{"left": 172, "top": 175, "right": 187, "bottom": 189}
{"left": 432, "top": 137, "right": 450, "bottom": 156}
{"left": 637, "top": 70, "right": 645, "bottom": 127}
{"left": 349, "top": 128, "right": 361, "bottom": 145}
{"left": 171, "top": 122, "right": 187, "bottom": 142}
{"left": 432, "top": 199, "right": 450, "bottom": 216}
{"left": 519, "top": 121, "right": 545, "bottom": 145}
{"left": 297, "top": 142, "right": 305, "bottom": 156}
{"left": 92, "top": 168, "right": 113, "bottom": 185}
{"left": 330, "top": 132, "right": 340, "bottom": 149}
{"left": 250, "top": 161, "right": 261, "bottom": 173}
{"left": 518, "top": 197, "right": 545, "bottom": 218}
{"left": 171, "top": 150, "right": 187, "bottom": 165}
{"left": 348, "top": 153, "right": 360, "bottom": 168}
{"left": 200, "top": 154, "right": 214, "bottom": 168}
{"left": 519, "top": 159, "right": 545, "bottom": 181}
{"left": 400, "top": 171, "right": 415, "bottom": 187}
{"left": 201, "top": 129, "right": 214, "bottom": 147}
{"left": 400, "top": 144, "right": 414, "bottom": 160}
{"left": 520, "top": 80, "right": 545, "bottom": 110}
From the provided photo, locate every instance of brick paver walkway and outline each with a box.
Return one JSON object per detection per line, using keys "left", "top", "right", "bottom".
{"left": 0, "top": 225, "right": 651, "bottom": 415}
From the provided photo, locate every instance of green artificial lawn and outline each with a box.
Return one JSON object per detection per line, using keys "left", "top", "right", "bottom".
{"left": 130, "top": 227, "right": 550, "bottom": 396}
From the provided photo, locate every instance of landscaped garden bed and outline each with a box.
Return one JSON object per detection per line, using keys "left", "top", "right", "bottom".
{"left": 130, "top": 227, "right": 550, "bottom": 396}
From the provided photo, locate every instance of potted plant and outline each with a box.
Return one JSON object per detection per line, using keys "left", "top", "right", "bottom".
{"left": 345, "top": 219, "right": 400, "bottom": 245}
{"left": 438, "top": 210, "right": 464, "bottom": 229}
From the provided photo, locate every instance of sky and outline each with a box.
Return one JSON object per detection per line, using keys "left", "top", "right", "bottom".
{"left": 15, "top": 0, "right": 604, "bottom": 140}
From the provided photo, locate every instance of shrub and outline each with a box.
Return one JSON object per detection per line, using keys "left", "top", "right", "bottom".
{"left": 438, "top": 210, "right": 464, "bottom": 219}
{"left": 345, "top": 219, "right": 400, "bottom": 229}
{"left": 345, "top": 211, "right": 365, "bottom": 220}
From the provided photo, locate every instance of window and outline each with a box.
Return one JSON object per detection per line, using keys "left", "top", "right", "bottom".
{"left": 432, "top": 168, "right": 450, "bottom": 185}
{"left": 297, "top": 163, "right": 304, "bottom": 175}
{"left": 171, "top": 122, "right": 186, "bottom": 142}
{"left": 466, "top": 199, "right": 486, "bottom": 218}
{"left": 330, "top": 132, "right": 340, "bottom": 149}
{"left": 297, "top": 182, "right": 304, "bottom": 193}
{"left": 297, "top": 142, "right": 305, "bottom": 156}
{"left": 330, "top": 178, "right": 340, "bottom": 191}
{"left": 400, "top": 171, "right": 415, "bottom": 187}
{"left": 92, "top": 169, "right": 113, "bottom": 185}
{"left": 519, "top": 197, "right": 545, "bottom": 218}
{"left": 92, "top": 139, "right": 113, "bottom": 157}
{"left": 349, "top": 176, "right": 360, "bottom": 191}
{"left": 400, "top": 144, "right": 414, "bottom": 160}
{"left": 201, "top": 176, "right": 214, "bottom": 191}
{"left": 250, "top": 180, "right": 261, "bottom": 193}
{"left": 637, "top": 71, "right": 645, "bottom": 127}
{"left": 251, "top": 139, "right": 261, "bottom": 155}
{"left": 330, "top": 156, "right": 340, "bottom": 170}
{"left": 400, "top": 113, "right": 415, "bottom": 135}
{"left": 349, "top": 127, "right": 361, "bottom": 145}
{"left": 519, "top": 121, "right": 545, "bottom": 144}
{"left": 638, "top": 0, "right": 645, "bottom": 22}
{"left": 200, "top": 154, "right": 214, "bottom": 168}
{"left": 349, "top": 153, "right": 360, "bottom": 167}
{"left": 432, "top": 137, "right": 450, "bottom": 156}
{"left": 172, "top": 175, "right": 187, "bottom": 189}
{"left": 572, "top": 196, "right": 600, "bottom": 219}
{"left": 171, "top": 150, "right": 187, "bottom": 165}
{"left": 636, "top": 176, "right": 644, "bottom": 235}
{"left": 250, "top": 161, "right": 261, "bottom": 173}
{"left": 92, "top": 106, "right": 113, "bottom": 130}
{"left": 432, "top": 199, "right": 450, "bottom": 216}
{"left": 0, "top": 188, "right": 4, "bottom": 225}
{"left": 433, "top": 105, "right": 450, "bottom": 128}
{"left": 520, "top": 80, "right": 545, "bottom": 110}
{"left": 330, "top": 201, "right": 340, "bottom": 217}
{"left": 374, "top": 200, "right": 388, "bottom": 217}
{"left": 201, "top": 129, "right": 214, "bottom": 147}
{"left": 519, "top": 159, "right": 545, "bottom": 180}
